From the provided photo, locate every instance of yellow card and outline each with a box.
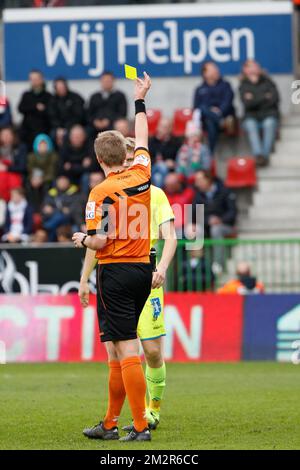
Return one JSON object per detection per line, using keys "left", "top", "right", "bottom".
{"left": 124, "top": 64, "right": 137, "bottom": 80}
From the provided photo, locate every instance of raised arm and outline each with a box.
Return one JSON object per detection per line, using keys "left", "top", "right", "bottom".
{"left": 134, "top": 72, "right": 151, "bottom": 149}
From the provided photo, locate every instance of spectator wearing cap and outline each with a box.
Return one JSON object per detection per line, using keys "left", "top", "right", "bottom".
{"left": 176, "top": 120, "right": 211, "bottom": 178}
{"left": 18, "top": 70, "right": 53, "bottom": 147}
{"left": 88, "top": 71, "right": 127, "bottom": 136}
{"left": 239, "top": 60, "right": 280, "bottom": 167}
{"left": 49, "top": 77, "right": 85, "bottom": 147}
{"left": 26, "top": 134, "right": 58, "bottom": 212}
{"left": 193, "top": 62, "right": 235, "bottom": 153}
{"left": 2, "top": 188, "right": 33, "bottom": 243}
{"left": 27, "top": 133, "right": 58, "bottom": 186}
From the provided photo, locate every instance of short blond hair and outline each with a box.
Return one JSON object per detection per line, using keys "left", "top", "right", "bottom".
{"left": 125, "top": 137, "right": 135, "bottom": 153}
{"left": 94, "top": 130, "right": 126, "bottom": 167}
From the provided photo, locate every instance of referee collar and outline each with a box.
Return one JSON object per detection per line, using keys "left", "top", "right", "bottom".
{"left": 106, "top": 168, "right": 126, "bottom": 177}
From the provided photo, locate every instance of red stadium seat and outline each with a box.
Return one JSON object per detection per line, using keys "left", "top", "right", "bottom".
{"left": 225, "top": 157, "right": 257, "bottom": 188}
{"left": 146, "top": 109, "right": 161, "bottom": 136}
{"left": 172, "top": 108, "right": 193, "bottom": 137}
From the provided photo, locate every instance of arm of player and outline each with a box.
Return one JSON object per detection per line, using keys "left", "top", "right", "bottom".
{"left": 73, "top": 187, "right": 109, "bottom": 251}
{"left": 152, "top": 220, "right": 177, "bottom": 289}
{"left": 134, "top": 72, "right": 151, "bottom": 150}
{"left": 72, "top": 232, "right": 107, "bottom": 251}
{"left": 79, "top": 248, "right": 98, "bottom": 308}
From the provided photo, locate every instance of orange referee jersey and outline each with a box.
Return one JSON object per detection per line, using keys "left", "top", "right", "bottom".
{"left": 86, "top": 147, "right": 151, "bottom": 264}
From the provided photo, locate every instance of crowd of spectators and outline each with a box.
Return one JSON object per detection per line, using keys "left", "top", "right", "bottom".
{"left": 0, "top": 60, "right": 280, "bottom": 267}
{"left": 0, "top": 70, "right": 126, "bottom": 243}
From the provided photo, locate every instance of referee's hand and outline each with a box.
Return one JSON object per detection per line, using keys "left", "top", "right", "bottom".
{"left": 79, "top": 281, "right": 89, "bottom": 308}
{"left": 152, "top": 264, "right": 166, "bottom": 289}
{"left": 134, "top": 71, "right": 151, "bottom": 100}
{"left": 72, "top": 232, "right": 86, "bottom": 248}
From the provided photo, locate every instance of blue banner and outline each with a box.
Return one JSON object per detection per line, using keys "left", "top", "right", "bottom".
{"left": 243, "top": 295, "right": 300, "bottom": 361}
{"left": 3, "top": 3, "right": 293, "bottom": 81}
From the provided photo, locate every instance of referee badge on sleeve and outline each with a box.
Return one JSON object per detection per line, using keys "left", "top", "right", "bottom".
{"left": 135, "top": 154, "right": 149, "bottom": 167}
{"left": 86, "top": 201, "right": 96, "bottom": 220}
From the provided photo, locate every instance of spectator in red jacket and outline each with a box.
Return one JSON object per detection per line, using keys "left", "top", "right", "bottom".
{"left": 0, "top": 128, "right": 26, "bottom": 201}
{"left": 163, "top": 172, "right": 194, "bottom": 233}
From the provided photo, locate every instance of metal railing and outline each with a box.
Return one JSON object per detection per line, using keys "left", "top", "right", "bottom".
{"left": 159, "top": 238, "right": 300, "bottom": 293}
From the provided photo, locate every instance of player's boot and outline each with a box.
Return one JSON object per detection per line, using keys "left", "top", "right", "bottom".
{"left": 122, "top": 409, "right": 159, "bottom": 432}
{"left": 146, "top": 408, "right": 160, "bottom": 429}
{"left": 119, "top": 427, "right": 151, "bottom": 442}
{"left": 83, "top": 421, "right": 119, "bottom": 440}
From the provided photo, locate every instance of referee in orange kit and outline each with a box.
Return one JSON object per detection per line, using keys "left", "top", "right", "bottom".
{"left": 72, "top": 73, "right": 153, "bottom": 442}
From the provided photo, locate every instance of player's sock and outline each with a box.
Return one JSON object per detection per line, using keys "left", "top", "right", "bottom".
{"left": 103, "top": 360, "right": 126, "bottom": 430}
{"left": 146, "top": 362, "right": 166, "bottom": 415}
{"left": 121, "top": 356, "right": 148, "bottom": 432}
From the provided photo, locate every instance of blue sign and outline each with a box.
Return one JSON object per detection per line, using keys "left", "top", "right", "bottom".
{"left": 3, "top": 4, "right": 293, "bottom": 81}
{"left": 243, "top": 295, "right": 300, "bottom": 361}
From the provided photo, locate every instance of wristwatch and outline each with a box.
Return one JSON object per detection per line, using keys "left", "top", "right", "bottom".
{"left": 81, "top": 235, "right": 88, "bottom": 247}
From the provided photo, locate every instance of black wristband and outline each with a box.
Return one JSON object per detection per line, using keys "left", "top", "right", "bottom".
{"left": 81, "top": 235, "right": 88, "bottom": 248}
{"left": 135, "top": 99, "right": 146, "bottom": 115}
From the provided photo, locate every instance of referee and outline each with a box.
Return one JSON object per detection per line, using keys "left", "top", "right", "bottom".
{"left": 72, "top": 73, "right": 153, "bottom": 442}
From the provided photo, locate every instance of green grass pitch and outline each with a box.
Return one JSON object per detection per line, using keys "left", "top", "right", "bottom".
{"left": 0, "top": 362, "right": 299, "bottom": 450}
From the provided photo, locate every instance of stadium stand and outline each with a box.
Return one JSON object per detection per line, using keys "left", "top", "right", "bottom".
{"left": 0, "top": 60, "right": 292, "bottom": 284}
{"left": 0, "top": 1, "right": 298, "bottom": 293}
